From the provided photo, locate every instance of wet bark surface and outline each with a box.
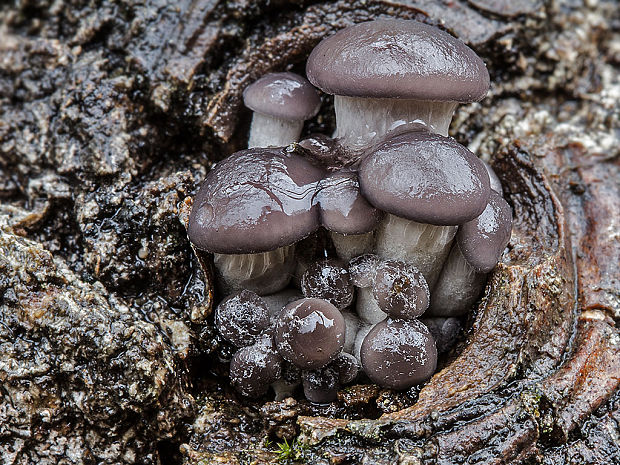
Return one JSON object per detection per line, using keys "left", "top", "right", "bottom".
{"left": 0, "top": 0, "right": 618, "bottom": 464}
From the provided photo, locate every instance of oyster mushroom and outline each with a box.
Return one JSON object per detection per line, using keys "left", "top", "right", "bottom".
{"left": 429, "top": 190, "right": 513, "bottom": 316}
{"left": 306, "top": 19, "right": 489, "bottom": 151}
{"left": 215, "top": 289, "right": 270, "bottom": 347}
{"left": 317, "top": 169, "right": 383, "bottom": 261}
{"left": 274, "top": 298, "right": 345, "bottom": 370}
{"left": 360, "top": 318, "right": 437, "bottom": 390}
{"left": 188, "top": 148, "right": 324, "bottom": 295}
{"left": 373, "top": 260, "right": 429, "bottom": 320}
{"left": 351, "top": 256, "right": 430, "bottom": 325}
{"left": 243, "top": 72, "right": 321, "bottom": 148}
{"left": 300, "top": 259, "right": 354, "bottom": 310}
{"left": 229, "top": 333, "right": 283, "bottom": 398}
{"left": 359, "top": 130, "right": 490, "bottom": 287}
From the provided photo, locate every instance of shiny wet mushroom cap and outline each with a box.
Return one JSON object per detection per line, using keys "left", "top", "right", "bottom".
{"left": 317, "top": 170, "right": 383, "bottom": 235}
{"left": 373, "top": 260, "right": 429, "bottom": 319}
{"left": 229, "top": 335, "right": 283, "bottom": 398}
{"left": 306, "top": 19, "right": 489, "bottom": 102}
{"left": 359, "top": 130, "right": 490, "bottom": 226}
{"left": 243, "top": 72, "right": 321, "bottom": 121}
{"left": 300, "top": 259, "right": 354, "bottom": 310}
{"left": 188, "top": 148, "right": 324, "bottom": 254}
{"left": 274, "top": 298, "right": 345, "bottom": 369}
{"left": 306, "top": 19, "right": 490, "bottom": 148}
{"left": 215, "top": 290, "right": 270, "bottom": 347}
{"left": 301, "top": 364, "right": 340, "bottom": 404}
{"left": 360, "top": 318, "right": 437, "bottom": 390}
{"left": 457, "top": 190, "right": 513, "bottom": 273}
{"left": 243, "top": 72, "right": 321, "bottom": 148}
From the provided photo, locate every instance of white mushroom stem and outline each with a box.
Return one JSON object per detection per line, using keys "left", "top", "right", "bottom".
{"left": 355, "top": 287, "right": 386, "bottom": 325}
{"left": 340, "top": 309, "right": 361, "bottom": 355}
{"left": 428, "top": 245, "right": 487, "bottom": 317}
{"left": 213, "top": 245, "right": 295, "bottom": 296}
{"left": 248, "top": 113, "right": 304, "bottom": 148}
{"left": 262, "top": 288, "right": 303, "bottom": 324}
{"left": 330, "top": 231, "right": 375, "bottom": 263}
{"left": 374, "top": 214, "right": 457, "bottom": 289}
{"left": 334, "top": 96, "right": 458, "bottom": 150}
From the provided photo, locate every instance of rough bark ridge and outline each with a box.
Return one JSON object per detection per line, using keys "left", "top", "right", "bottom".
{"left": 0, "top": 0, "right": 618, "bottom": 464}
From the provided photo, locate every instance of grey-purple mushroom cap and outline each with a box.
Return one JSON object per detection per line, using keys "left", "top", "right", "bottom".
{"left": 318, "top": 170, "right": 384, "bottom": 235}
{"left": 229, "top": 335, "right": 283, "bottom": 398}
{"left": 300, "top": 259, "right": 354, "bottom": 310}
{"left": 457, "top": 190, "right": 513, "bottom": 273}
{"left": 215, "top": 290, "right": 270, "bottom": 347}
{"left": 188, "top": 148, "right": 324, "bottom": 254}
{"left": 306, "top": 19, "right": 489, "bottom": 102}
{"left": 243, "top": 72, "right": 321, "bottom": 120}
{"left": 359, "top": 131, "right": 491, "bottom": 225}
{"left": 360, "top": 318, "right": 437, "bottom": 390}
{"left": 373, "top": 260, "right": 430, "bottom": 319}
{"left": 274, "top": 298, "right": 345, "bottom": 370}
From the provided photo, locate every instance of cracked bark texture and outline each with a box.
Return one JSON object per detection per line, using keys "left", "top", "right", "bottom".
{"left": 0, "top": 0, "right": 618, "bottom": 464}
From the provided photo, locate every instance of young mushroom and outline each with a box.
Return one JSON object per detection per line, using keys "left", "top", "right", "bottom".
{"left": 215, "top": 290, "right": 270, "bottom": 347}
{"left": 229, "top": 333, "right": 283, "bottom": 398}
{"left": 373, "top": 260, "right": 429, "bottom": 320}
{"left": 306, "top": 19, "right": 489, "bottom": 151}
{"left": 301, "top": 352, "right": 360, "bottom": 403}
{"left": 243, "top": 72, "right": 321, "bottom": 148}
{"left": 188, "top": 148, "right": 324, "bottom": 295}
{"left": 354, "top": 257, "right": 430, "bottom": 325}
{"left": 300, "top": 259, "right": 354, "bottom": 310}
{"left": 360, "top": 318, "right": 437, "bottom": 390}
{"left": 317, "top": 169, "right": 383, "bottom": 261}
{"left": 429, "top": 190, "right": 513, "bottom": 316}
{"left": 274, "top": 298, "right": 345, "bottom": 370}
{"left": 358, "top": 130, "right": 490, "bottom": 287}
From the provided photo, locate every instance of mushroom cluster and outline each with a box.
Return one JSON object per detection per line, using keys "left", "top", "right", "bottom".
{"left": 188, "top": 19, "right": 512, "bottom": 402}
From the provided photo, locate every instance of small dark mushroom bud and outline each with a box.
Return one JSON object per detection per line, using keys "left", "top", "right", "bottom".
{"left": 421, "top": 318, "right": 462, "bottom": 353}
{"left": 359, "top": 130, "right": 490, "bottom": 287}
{"left": 243, "top": 72, "right": 321, "bottom": 148}
{"left": 229, "top": 335, "right": 283, "bottom": 398}
{"left": 317, "top": 170, "right": 384, "bottom": 261}
{"left": 215, "top": 290, "right": 270, "bottom": 347}
{"left": 360, "top": 318, "right": 437, "bottom": 390}
{"left": 332, "top": 352, "right": 360, "bottom": 384}
{"left": 301, "top": 364, "right": 340, "bottom": 404}
{"left": 275, "top": 298, "right": 345, "bottom": 369}
{"left": 188, "top": 148, "right": 324, "bottom": 295}
{"left": 300, "top": 259, "right": 354, "bottom": 310}
{"left": 457, "top": 191, "right": 513, "bottom": 273}
{"left": 373, "top": 260, "right": 429, "bottom": 319}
